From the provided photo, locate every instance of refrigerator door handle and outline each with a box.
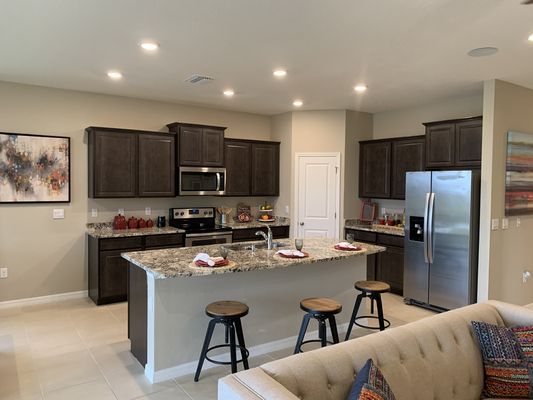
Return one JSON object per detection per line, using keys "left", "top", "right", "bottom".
{"left": 427, "top": 192, "right": 436, "bottom": 264}
{"left": 423, "top": 192, "right": 430, "bottom": 263}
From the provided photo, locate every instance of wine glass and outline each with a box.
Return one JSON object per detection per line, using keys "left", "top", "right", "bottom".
{"left": 219, "top": 246, "right": 229, "bottom": 260}
{"left": 346, "top": 233, "right": 355, "bottom": 244}
{"left": 295, "top": 238, "right": 304, "bottom": 252}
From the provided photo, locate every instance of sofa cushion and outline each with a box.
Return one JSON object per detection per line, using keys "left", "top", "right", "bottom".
{"left": 347, "top": 358, "right": 396, "bottom": 400}
{"left": 471, "top": 321, "right": 531, "bottom": 399}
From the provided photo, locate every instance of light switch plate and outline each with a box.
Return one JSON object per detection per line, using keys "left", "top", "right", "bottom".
{"left": 0, "top": 268, "right": 7, "bottom": 279}
{"left": 502, "top": 218, "right": 509, "bottom": 229}
{"left": 145, "top": 207, "right": 151, "bottom": 216}
{"left": 91, "top": 208, "right": 98, "bottom": 217}
{"left": 517, "top": 217, "right": 521, "bottom": 228}
{"left": 491, "top": 218, "right": 499, "bottom": 230}
{"left": 53, "top": 209, "right": 65, "bottom": 219}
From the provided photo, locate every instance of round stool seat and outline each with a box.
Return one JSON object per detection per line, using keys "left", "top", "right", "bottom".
{"left": 300, "top": 298, "right": 342, "bottom": 315}
{"left": 354, "top": 280, "right": 390, "bottom": 294}
{"left": 206, "top": 301, "right": 249, "bottom": 318}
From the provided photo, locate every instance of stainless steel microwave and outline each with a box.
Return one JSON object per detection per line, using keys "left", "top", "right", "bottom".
{"left": 179, "top": 167, "right": 226, "bottom": 196}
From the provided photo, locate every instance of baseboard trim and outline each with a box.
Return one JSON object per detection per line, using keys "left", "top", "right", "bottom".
{"left": 0, "top": 290, "right": 88, "bottom": 309}
{"left": 147, "top": 322, "right": 356, "bottom": 383}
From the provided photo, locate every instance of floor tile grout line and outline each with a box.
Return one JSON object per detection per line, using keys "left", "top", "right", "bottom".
{"left": 86, "top": 341, "right": 121, "bottom": 400}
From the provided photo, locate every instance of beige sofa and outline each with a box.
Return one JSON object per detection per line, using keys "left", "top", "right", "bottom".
{"left": 218, "top": 301, "right": 533, "bottom": 400}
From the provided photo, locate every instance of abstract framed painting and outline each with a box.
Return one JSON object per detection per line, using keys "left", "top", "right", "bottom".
{"left": 0, "top": 132, "right": 70, "bottom": 203}
{"left": 505, "top": 131, "right": 533, "bottom": 216}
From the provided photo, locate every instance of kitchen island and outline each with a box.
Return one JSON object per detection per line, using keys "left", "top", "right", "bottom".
{"left": 122, "top": 238, "right": 385, "bottom": 383}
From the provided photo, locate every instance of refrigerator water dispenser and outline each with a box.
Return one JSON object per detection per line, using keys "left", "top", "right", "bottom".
{"left": 409, "top": 216, "right": 424, "bottom": 242}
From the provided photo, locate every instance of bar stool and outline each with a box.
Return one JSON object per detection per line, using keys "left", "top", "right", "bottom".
{"left": 293, "top": 297, "right": 342, "bottom": 354}
{"left": 194, "top": 300, "right": 250, "bottom": 382}
{"left": 345, "top": 280, "right": 391, "bottom": 340}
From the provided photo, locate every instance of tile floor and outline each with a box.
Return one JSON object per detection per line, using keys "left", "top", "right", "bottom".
{"left": 0, "top": 294, "right": 435, "bottom": 400}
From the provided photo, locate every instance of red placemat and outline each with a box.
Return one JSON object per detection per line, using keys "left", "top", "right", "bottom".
{"left": 195, "top": 259, "right": 230, "bottom": 267}
{"left": 334, "top": 245, "right": 362, "bottom": 251}
{"left": 277, "top": 251, "right": 309, "bottom": 259}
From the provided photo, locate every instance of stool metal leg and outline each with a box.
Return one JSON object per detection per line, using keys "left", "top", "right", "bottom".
{"left": 194, "top": 319, "right": 217, "bottom": 382}
{"left": 228, "top": 322, "right": 237, "bottom": 373}
{"left": 328, "top": 315, "right": 339, "bottom": 344}
{"left": 225, "top": 324, "right": 229, "bottom": 344}
{"left": 234, "top": 318, "right": 249, "bottom": 370}
{"left": 318, "top": 318, "right": 327, "bottom": 348}
{"left": 370, "top": 297, "right": 375, "bottom": 314}
{"left": 375, "top": 294, "right": 386, "bottom": 331}
{"left": 294, "top": 314, "right": 311, "bottom": 354}
{"left": 345, "top": 294, "right": 364, "bottom": 341}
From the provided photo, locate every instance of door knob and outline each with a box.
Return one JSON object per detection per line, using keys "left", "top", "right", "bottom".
{"left": 299, "top": 222, "right": 304, "bottom": 226}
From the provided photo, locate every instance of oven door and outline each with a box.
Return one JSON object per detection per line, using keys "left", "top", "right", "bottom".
{"left": 185, "top": 232, "right": 233, "bottom": 247}
{"left": 179, "top": 167, "right": 226, "bottom": 196}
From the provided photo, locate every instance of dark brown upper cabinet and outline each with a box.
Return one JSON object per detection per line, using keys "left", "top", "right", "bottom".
{"left": 359, "top": 136, "right": 425, "bottom": 200}
{"left": 166, "top": 123, "right": 225, "bottom": 167}
{"left": 424, "top": 116, "right": 482, "bottom": 169}
{"left": 391, "top": 137, "right": 425, "bottom": 199}
{"left": 224, "top": 139, "right": 280, "bottom": 197}
{"left": 251, "top": 142, "right": 280, "bottom": 196}
{"left": 359, "top": 141, "right": 391, "bottom": 199}
{"left": 224, "top": 139, "right": 252, "bottom": 196}
{"left": 87, "top": 127, "right": 175, "bottom": 198}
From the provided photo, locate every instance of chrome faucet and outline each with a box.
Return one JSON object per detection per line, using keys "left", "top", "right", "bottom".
{"left": 255, "top": 225, "right": 273, "bottom": 250}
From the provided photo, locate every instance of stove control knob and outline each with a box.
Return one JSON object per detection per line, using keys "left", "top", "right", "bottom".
{"left": 203, "top": 211, "right": 208, "bottom": 215}
{"left": 180, "top": 212, "right": 184, "bottom": 216}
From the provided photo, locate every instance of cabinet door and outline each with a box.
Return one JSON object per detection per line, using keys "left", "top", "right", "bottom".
{"left": 202, "top": 128, "right": 225, "bottom": 166}
{"left": 224, "top": 140, "right": 251, "bottom": 196}
{"left": 391, "top": 138, "right": 425, "bottom": 199}
{"left": 251, "top": 143, "right": 280, "bottom": 196}
{"left": 138, "top": 134, "right": 175, "bottom": 197}
{"left": 425, "top": 123, "right": 455, "bottom": 168}
{"left": 179, "top": 126, "right": 203, "bottom": 166}
{"left": 359, "top": 141, "right": 391, "bottom": 198}
{"left": 376, "top": 246, "right": 404, "bottom": 295}
{"left": 455, "top": 118, "right": 482, "bottom": 167}
{"left": 91, "top": 131, "right": 137, "bottom": 197}
{"left": 99, "top": 249, "right": 140, "bottom": 302}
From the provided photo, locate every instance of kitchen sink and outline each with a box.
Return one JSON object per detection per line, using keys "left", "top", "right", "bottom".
{"left": 224, "top": 241, "right": 288, "bottom": 251}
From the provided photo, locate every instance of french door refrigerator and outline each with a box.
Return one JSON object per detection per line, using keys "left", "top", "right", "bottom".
{"left": 404, "top": 170, "right": 480, "bottom": 311}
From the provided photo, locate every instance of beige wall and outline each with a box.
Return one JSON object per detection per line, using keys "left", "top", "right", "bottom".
{"left": 373, "top": 94, "right": 483, "bottom": 139}
{"left": 479, "top": 80, "right": 533, "bottom": 305}
{"left": 271, "top": 113, "right": 292, "bottom": 218}
{"left": 0, "top": 81, "right": 271, "bottom": 302}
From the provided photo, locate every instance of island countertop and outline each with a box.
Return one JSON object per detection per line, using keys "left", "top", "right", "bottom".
{"left": 122, "top": 238, "right": 385, "bottom": 279}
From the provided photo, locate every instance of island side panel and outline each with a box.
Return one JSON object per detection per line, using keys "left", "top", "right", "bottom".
{"left": 150, "top": 255, "right": 367, "bottom": 377}
{"left": 128, "top": 263, "right": 148, "bottom": 367}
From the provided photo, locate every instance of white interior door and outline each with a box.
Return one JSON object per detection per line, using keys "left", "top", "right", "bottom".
{"left": 296, "top": 154, "right": 340, "bottom": 238}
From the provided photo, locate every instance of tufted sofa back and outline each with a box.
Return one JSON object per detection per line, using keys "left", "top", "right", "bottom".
{"left": 218, "top": 301, "right": 533, "bottom": 400}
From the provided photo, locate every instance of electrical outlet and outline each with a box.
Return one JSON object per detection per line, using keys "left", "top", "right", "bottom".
{"left": 91, "top": 208, "right": 98, "bottom": 217}
{"left": 523, "top": 270, "right": 531, "bottom": 283}
{"left": 285, "top": 205, "right": 289, "bottom": 214}
{"left": 145, "top": 207, "right": 151, "bottom": 216}
{"left": 53, "top": 209, "right": 65, "bottom": 219}
{"left": 118, "top": 208, "right": 125, "bottom": 215}
{"left": 0, "top": 268, "right": 7, "bottom": 279}
{"left": 517, "top": 218, "right": 521, "bottom": 228}
{"left": 491, "top": 218, "right": 499, "bottom": 230}
{"left": 502, "top": 218, "right": 509, "bottom": 229}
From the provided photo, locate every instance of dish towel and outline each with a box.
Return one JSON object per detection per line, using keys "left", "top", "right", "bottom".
{"left": 276, "top": 249, "right": 305, "bottom": 257}
{"left": 193, "top": 253, "right": 224, "bottom": 266}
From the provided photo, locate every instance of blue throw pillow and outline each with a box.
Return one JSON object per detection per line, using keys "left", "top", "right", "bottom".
{"left": 347, "top": 358, "right": 397, "bottom": 400}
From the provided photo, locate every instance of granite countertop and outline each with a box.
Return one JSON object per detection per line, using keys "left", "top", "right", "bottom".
{"left": 87, "top": 223, "right": 185, "bottom": 238}
{"left": 122, "top": 237, "right": 385, "bottom": 279}
{"left": 345, "top": 219, "right": 405, "bottom": 237}
{"left": 221, "top": 216, "right": 290, "bottom": 230}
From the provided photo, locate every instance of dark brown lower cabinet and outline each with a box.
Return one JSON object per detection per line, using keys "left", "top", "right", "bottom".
{"left": 128, "top": 263, "right": 147, "bottom": 366}
{"left": 345, "top": 228, "right": 404, "bottom": 295}
{"left": 232, "top": 226, "right": 290, "bottom": 242}
{"left": 88, "top": 233, "right": 184, "bottom": 305}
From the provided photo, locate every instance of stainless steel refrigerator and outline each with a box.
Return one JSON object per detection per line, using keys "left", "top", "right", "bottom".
{"left": 404, "top": 170, "right": 480, "bottom": 311}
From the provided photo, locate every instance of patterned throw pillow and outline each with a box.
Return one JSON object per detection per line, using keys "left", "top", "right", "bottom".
{"left": 471, "top": 321, "right": 532, "bottom": 399}
{"left": 347, "top": 358, "right": 396, "bottom": 400}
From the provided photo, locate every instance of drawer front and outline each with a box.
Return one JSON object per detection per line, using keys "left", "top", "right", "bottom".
{"left": 377, "top": 233, "right": 404, "bottom": 248}
{"left": 345, "top": 229, "right": 377, "bottom": 243}
{"left": 271, "top": 226, "right": 290, "bottom": 239}
{"left": 145, "top": 234, "right": 184, "bottom": 249}
{"left": 100, "top": 237, "right": 143, "bottom": 251}
{"left": 232, "top": 229, "right": 256, "bottom": 242}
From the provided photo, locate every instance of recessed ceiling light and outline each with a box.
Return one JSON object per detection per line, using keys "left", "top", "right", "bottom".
{"left": 293, "top": 100, "right": 303, "bottom": 107}
{"left": 223, "top": 89, "right": 235, "bottom": 97}
{"left": 273, "top": 69, "right": 287, "bottom": 77}
{"left": 354, "top": 84, "right": 368, "bottom": 93}
{"left": 528, "top": 34, "right": 533, "bottom": 42}
{"left": 467, "top": 47, "right": 498, "bottom": 57}
{"left": 139, "top": 41, "right": 159, "bottom": 51}
{"left": 107, "top": 71, "right": 123, "bottom": 80}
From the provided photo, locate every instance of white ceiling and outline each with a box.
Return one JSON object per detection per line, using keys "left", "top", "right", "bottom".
{"left": 0, "top": 0, "right": 532, "bottom": 115}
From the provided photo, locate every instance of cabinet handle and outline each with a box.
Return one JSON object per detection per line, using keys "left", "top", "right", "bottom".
{"left": 299, "top": 222, "right": 304, "bottom": 226}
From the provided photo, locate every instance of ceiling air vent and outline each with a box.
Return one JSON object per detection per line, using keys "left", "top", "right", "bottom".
{"left": 184, "top": 74, "right": 214, "bottom": 84}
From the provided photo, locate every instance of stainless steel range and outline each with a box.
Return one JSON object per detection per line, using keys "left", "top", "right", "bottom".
{"left": 169, "top": 207, "right": 233, "bottom": 247}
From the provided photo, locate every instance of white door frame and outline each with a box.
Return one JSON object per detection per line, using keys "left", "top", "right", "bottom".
{"left": 293, "top": 152, "right": 341, "bottom": 238}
